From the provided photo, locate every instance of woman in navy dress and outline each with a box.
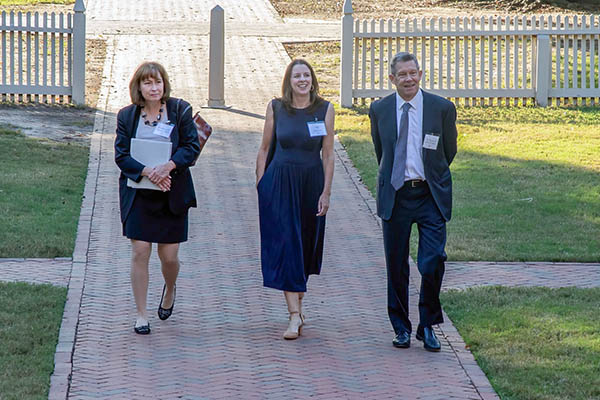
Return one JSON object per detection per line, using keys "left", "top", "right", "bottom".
{"left": 115, "top": 62, "right": 200, "bottom": 334}
{"left": 256, "top": 59, "right": 335, "bottom": 340}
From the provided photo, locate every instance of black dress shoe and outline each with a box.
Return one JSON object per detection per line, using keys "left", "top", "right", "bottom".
{"left": 158, "top": 284, "right": 176, "bottom": 321}
{"left": 392, "top": 332, "right": 411, "bottom": 348}
{"left": 134, "top": 322, "right": 151, "bottom": 335}
{"left": 416, "top": 326, "right": 441, "bottom": 352}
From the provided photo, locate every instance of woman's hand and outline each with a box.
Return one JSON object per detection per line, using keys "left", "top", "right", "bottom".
{"left": 148, "top": 161, "right": 176, "bottom": 184}
{"left": 316, "top": 192, "right": 330, "bottom": 216}
{"left": 142, "top": 163, "right": 173, "bottom": 192}
{"left": 155, "top": 176, "right": 171, "bottom": 192}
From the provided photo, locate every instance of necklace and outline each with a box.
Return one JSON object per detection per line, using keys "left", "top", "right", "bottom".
{"left": 141, "top": 104, "right": 164, "bottom": 126}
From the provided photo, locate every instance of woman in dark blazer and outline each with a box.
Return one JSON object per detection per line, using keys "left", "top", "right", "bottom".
{"left": 115, "top": 61, "right": 200, "bottom": 334}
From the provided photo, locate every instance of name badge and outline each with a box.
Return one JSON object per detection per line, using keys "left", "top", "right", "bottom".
{"left": 307, "top": 121, "right": 327, "bottom": 137}
{"left": 423, "top": 133, "right": 440, "bottom": 150}
{"left": 153, "top": 122, "right": 174, "bottom": 139}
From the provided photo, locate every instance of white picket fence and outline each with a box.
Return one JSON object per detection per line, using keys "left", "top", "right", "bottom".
{"left": 0, "top": 0, "right": 85, "bottom": 104}
{"left": 339, "top": 0, "right": 600, "bottom": 107}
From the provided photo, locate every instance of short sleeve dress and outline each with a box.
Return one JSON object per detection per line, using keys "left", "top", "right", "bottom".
{"left": 257, "top": 99, "right": 329, "bottom": 292}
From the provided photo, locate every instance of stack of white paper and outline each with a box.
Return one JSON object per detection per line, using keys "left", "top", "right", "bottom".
{"left": 127, "top": 138, "right": 172, "bottom": 190}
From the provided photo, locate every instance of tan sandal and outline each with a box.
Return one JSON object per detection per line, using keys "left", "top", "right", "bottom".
{"left": 283, "top": 312, "right": 303, "bottom": 340}
{"left": 299, "top": 293, "right": 306, "bottom": 323}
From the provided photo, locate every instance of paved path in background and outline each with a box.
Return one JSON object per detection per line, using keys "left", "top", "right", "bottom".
{"left": 0, "top": 258, "right": 71, "bottom": 287}
{"left": 0, "top": 0, "right": 593, "bottom": 399}
{"left": 443, "top": 262, "right": 600, "bottom": 290}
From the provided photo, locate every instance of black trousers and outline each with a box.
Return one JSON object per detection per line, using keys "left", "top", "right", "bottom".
{"left": 381, "top": 182, "right": 447, "bottom": 334}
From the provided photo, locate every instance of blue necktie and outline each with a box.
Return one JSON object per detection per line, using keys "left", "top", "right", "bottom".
{"left": 391, "top": 102, "right": 411, "bottom": 191}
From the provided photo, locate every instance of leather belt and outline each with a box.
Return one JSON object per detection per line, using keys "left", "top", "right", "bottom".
{"left": 404, "top": 179, "right": 426, "bottom": 188}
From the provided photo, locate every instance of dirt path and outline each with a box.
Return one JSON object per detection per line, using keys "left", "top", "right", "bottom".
{"left": 271, "top": 0, "right": 599, "bottom": 20}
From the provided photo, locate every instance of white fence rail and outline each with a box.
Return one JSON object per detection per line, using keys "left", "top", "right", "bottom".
{"left": 0, "top": 0, "right": 85, "bottom": 104}
{"left": 339, "top": 0, "right": 600, "bottom": 107}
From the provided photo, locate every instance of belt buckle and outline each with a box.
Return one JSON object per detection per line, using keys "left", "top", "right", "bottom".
{"left": 411, "top": 180, "right": 419, "bottom": 187}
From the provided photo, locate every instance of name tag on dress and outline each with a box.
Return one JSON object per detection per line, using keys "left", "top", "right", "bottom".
{"left": 307, "top": 121, "right": 327, "bottom": 137}
{"left": 153, "top": 122, "right": 174, "bottom": 139}
{"left": 423, "top": 133, "right": 440, "bottom": 150}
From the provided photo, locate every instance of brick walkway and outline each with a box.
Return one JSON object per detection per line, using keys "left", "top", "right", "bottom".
{"left": 0, "top": 258, "right": 71, "bottom": 287}
{"left": 11, "top": 0, "right": 589, "bottom": 399}
{"left": 443, "top": 262, "right": 600, "bottom": 290}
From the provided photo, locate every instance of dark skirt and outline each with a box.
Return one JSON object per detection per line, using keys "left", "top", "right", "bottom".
{"left": 123, "top": 189, "right": 188, "bottom": 243}
{"left": 258, "top": 160, "right": 326, "bottom": 292}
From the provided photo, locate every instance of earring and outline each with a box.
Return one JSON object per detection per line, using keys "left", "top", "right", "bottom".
{"left": 310, "top": 85, "right": 315, "bottom": 92}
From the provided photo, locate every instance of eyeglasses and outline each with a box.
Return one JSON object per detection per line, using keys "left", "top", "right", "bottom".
{"left": 395, "top": 71, "right": 419, "bottom": 79}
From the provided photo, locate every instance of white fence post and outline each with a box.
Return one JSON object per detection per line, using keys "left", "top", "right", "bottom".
{"left": 535, "top": 34, "right": 551, "bottom": 107}
{"left": 208, "top": 5, "right": 226, "bottom": 108}
{"left": 72, "top": 0, "right": 85, "bottom": 105}
{"left": 340, "top": 0, "right": 353, "bottom": 108}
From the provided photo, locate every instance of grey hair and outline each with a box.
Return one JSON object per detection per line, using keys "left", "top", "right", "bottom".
{"left": 390, "top": 52, "right": 420, "bottom": 75}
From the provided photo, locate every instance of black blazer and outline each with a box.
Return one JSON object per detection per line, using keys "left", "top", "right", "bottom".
{"left": 369, "top": 90, "right": 457, "bottom": 221}
{"left": 114, "top": 97, "right": 201, "bottom": 224}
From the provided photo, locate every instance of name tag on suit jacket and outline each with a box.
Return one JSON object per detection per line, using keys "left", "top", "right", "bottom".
{"left": 423, "top": 133, "right": 440, "bottom": 150}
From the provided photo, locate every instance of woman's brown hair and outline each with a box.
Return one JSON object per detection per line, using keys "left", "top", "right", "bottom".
{"left": 129, "top": 61, "right": 171, "bottom": 105}
{"left": 279, "top": 59, "right": 323, "bottom": 113}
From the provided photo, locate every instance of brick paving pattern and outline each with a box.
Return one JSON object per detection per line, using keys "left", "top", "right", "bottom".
{"left": 0, "top": 258, "right": 71, "bottom": 287}
{"left": 0, "top": 0, "right": 581, "bottom": 399}
{"left": 444, "top": 262, "right": 600, "bottom": 290}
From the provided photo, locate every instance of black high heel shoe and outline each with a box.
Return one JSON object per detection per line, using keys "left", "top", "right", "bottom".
{"left": 158, "top": 284, "right": 176, "bottom": 320}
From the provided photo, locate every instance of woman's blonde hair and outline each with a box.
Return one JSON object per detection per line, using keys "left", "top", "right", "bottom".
{"left": 279, "top": 59, "right": 323, "bottom": 114}
{"left": 129, "top": 61, "right": 171, "bottom": 105}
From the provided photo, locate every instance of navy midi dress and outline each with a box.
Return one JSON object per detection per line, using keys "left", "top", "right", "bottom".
{"left": 258, "top": 99, "right": 329, "bottom": 292}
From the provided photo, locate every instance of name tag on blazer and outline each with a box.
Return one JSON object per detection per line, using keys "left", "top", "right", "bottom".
{"left": 153, "top": 122, "right": 174, "bottom": 139}
{"left": 423, "top": 133, "right": 440, "bottom": 150}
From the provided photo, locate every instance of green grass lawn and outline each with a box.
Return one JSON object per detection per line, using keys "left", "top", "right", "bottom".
{"left": 442, "top": 286, "right": 600, "bottom": 400}
{"left": 0, "top": 282, "right": 66, "bottom": 400}
{"left": 451, "top": 107, "right": 600, "bottom": 261}
{"left": 0, "top": 127, "right": 88, "bottom": 258}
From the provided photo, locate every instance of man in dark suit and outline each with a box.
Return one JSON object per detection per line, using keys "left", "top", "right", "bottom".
{"left": 369, "top": 52, "right": 457, "bottom": 351}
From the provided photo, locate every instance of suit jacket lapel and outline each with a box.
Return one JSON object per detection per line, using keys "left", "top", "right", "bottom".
{"left": 130, "top": 105, "right": 141, "bottom": 138}
{"left": 421, "top": 90, "right": 434, "bottom": 164}
{"left": 166, "top": 98, "right": 179, "bottom": 154}
{"left": 167, "top": 97, "right": 178, "bottom": 126}
{"left": 421, "top": 90, "right": 433, "bottom": 140}
{"left": 385, "top": 94, "right": 398, "bottom": 147}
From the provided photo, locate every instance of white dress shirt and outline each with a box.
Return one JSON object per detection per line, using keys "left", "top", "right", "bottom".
{"left": 395, "top": 90, "right": 425, "bottom": 181}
